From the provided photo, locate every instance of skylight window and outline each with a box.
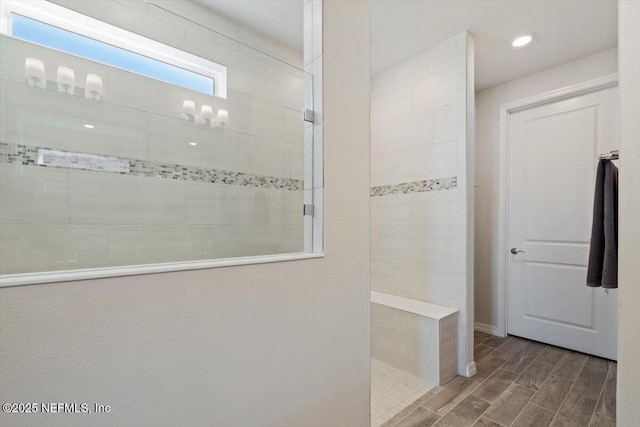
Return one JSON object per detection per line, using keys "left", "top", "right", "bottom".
{"left": 0, "top": 0, "right": 227, "bottom": 98}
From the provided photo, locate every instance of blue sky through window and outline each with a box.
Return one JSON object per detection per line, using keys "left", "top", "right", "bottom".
{"left": 11, "top": 14, "right": 215, "bottom": 95}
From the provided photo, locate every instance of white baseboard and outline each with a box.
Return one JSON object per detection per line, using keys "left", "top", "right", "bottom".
{"left": 465, "top": 361, "right": 477, "bottom": 377}
{"left": 474, "top": 322, "right": 502, "bottom": 337}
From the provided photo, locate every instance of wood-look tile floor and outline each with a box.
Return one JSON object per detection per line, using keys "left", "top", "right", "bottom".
{"left": 381, "top": 332, "right": 617, "bottom": 427}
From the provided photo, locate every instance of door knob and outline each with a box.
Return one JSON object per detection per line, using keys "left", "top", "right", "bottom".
{"left": 511, "top": 248, "right": 525, "bottom": 254}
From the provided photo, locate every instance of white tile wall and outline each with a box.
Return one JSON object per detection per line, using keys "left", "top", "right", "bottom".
{"left": 0, "top": 164, "right": 69, "bottom": 224}
{"left": 370, "top": 32, "right": 473, "bottom": 376}
{"left": 0, "top": 81, "right": 148, "bottom": 161}
{"left": 0, "top": 0, "right": 308, "bottom": 275}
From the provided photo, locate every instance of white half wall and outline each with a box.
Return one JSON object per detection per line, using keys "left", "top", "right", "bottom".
{"left": 474, "top": 48, "right": 618, "bottom": 331}
{"left": 617, "top": 1, "right": 640, "bottom": 426}
{"left": 0, "top": 1, "right": 372, "bottom": 426}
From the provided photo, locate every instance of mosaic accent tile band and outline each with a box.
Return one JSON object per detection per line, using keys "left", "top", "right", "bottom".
{"left": 0, "top": 142, "right": 304, "bottom": 191}
{"left": 370, "top": 176, "right": 457, "bottom": 197}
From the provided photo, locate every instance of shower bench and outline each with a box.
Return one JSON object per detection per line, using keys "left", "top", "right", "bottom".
{"left": 371, "top": 290, "right": 458, "bottom": 386}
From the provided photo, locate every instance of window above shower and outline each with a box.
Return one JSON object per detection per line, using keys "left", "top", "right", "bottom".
{"left": 0, "top": 0, "right": 324, "bottom": 285}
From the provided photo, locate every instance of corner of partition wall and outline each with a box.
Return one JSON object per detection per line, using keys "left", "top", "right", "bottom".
{"left": 463, "top": 30, "right": 476, "bottom": 377}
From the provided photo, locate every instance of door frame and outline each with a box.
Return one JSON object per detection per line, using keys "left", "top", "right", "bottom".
{"left": 495, "top": 73, "right": 618, "bottom": 337}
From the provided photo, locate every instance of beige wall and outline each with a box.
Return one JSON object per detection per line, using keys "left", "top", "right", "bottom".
{"left": 474, "top": 48, "right": 618, "bottom": 330}
{"left": 617, "top": 1, "right": 640, "bottom": 426}
{"left": 0, "top": 1, "right": 372, "bottom": 426}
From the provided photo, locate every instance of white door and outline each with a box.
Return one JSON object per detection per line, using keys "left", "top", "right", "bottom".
{"left": 507, "top": 85, "right": 618, "bottom": 360}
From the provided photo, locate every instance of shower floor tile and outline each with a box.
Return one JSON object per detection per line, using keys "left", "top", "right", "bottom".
{"left": 371, "top": 358, "right": 436, "bottom": 427}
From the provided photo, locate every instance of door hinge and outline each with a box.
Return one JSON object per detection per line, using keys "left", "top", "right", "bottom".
{"left": 304, "top": 109, "right": 315, "bottom": 123}
{"left": 303, "top": 204, "right": 314, "bottom": 216}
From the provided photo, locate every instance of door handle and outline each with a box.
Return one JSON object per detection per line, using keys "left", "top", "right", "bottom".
{"left": 510, "top": 248, "right": 525, "bottom": 254}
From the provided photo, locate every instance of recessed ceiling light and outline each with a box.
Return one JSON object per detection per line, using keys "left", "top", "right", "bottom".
{"left": 512, "top": 35, "right": 533, "bottom": 48}
{"left": 189, "top": 142, "right": 197, "bottom": 146}
{"left": 83, "top": 124, "right": 95, "bottom": 129}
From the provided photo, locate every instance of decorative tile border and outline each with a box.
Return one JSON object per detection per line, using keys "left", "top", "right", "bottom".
{"left": 38, "top": 148, "right": 130, "bottom": 173}
{"left": 370, "top": 177, "right": 457, "bottom": 197}
{"left": 0, "top": 142, "right": 304, "bottom": 191}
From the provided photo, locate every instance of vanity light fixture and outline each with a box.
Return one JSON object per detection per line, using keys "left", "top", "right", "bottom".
{"left": 83, "top": 124, "right": 95, "bottom": 129}
{"left": 512, "top": 34, "right": 533, "bottom": 47}
{"left": 182, "top": 99, "right": 196, "bottom": 122}
{"left": 217, "top": 109, "right": 228, "bottom": 127}
{"left": 189, "top": 142, "right": 198, "bottom": 146}
{"left": 85, "top": 73, "right": 103, "bottom": 100}
{"left": 201, "top": 105, "right": 214, "bottom": 125}
{"left": 57, "top": 66, "right": 75, "bottom": 94}
{"left": 25, "top": 57, "right": 46, "bottom": 89}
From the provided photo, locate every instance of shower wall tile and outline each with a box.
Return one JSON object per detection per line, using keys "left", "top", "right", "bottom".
{"left": 370, "top": 84, "right": 413, "bottom": 129}
{"left": 146, "top": 115, "right": 253, "bottom": 174}
{"left": 412, "top": 66, "right": 459, "bottom": 114}
{"left": 228, "top": 51, "right": 267, "bottom": 99}
{"left": 185, "top": 182, "right": 224, "bottom": 225}
{"left": 281, "top": 224, "right": 305, "bottom": 253}
{"left": 0, "top": 225, "right": 110, "bottom": 274}
{"left": 265, "top": 65, "right": 305, "bottom": 112}
{"left": 248, "top": 135, "right": 297, "bottom": 179}
{"left": 183, "top": 225, "right": 216, "bottom": 260}
{"left": 283, "top": 107, "right": 305, "bottom": 146}
{"left": 0, "top": 80, "right": 148, "bottom": 161}
{"left": 392, "top": 35, "right": 458, "bottom": 87}
{"left": 107, "top": 225, "right": 188, "bottom": 265}
{"left": 211, "top": 225, "right": 253, "bottom": 258}
{"left": 0, "top": 0, "right": 308, "bottom": 275}
{"left": 219, "top": 184, "right": 252, "bottom": 225}
{"left": 251, "top": 188, "right": 303, "bottom": 226}
{"left": 0, "top": 164, "right": 69, "bottom": 224}
{"left": 135, "top": 177, "right": 187, "bottom": 225}
{"left": 238, "top": 27, "right": 302, "bottom": 70}
{"left": 370, "top": 32, "right": 473, "bottom": 376}
{"left": 412, "top": 191, "right": 458, "bottom": 225}
{"left": 371, "top": 110, "right": 434, "bottom": 154}
{"left": 72, "top": 173, "right": 189, "bottom": 226}
{"left": 145, "top": 1, "right": 239, "bottom": 50}
{"left": 370, "top": 192, "right": 413, "bottom": 224}
{"left": 183, "top": 32, "right": 236, "bottom": 68}
{"left": 435, "top": 103, "right": 458, "bottom": 143}
{"left": 249, "top": 225, "right": 285, "bottom": 256}
{"left": 68, "top": 170, "right": 139, "bottom": 224}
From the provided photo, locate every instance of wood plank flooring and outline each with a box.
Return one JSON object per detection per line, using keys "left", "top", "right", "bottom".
{"left": 381, "top": 333, "right": 617, "bottom": 427}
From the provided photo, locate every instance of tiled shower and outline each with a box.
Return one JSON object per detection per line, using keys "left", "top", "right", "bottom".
{"left": 0, "top": 0, "right": 310, "bottom": 275}
{"left": 370, "top": 32, "right": 475, "bottom": 425}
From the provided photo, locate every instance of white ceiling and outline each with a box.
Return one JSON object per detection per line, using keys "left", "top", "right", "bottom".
{"left": 195, "top": 1, "right": 617, "bottom": 91}
{"left": 371, "top": 0, "right": 618, "bottom": 90}
{"left": 197, "top": 0, "right": 302, "bottom": 52}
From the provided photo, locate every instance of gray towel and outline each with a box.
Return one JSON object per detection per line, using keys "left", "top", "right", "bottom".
{"left": 587, "top": 159, "right": 618, "bottom": 288}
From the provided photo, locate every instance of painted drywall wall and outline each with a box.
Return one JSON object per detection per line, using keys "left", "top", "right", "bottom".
{"left": 0, "top": 0, "right": 307, "bottom": 273}
{"left": 617, "top": 2, "right": 640, "bottom": 426}
{"left": 474, "top": 48, "right": 618, "bottom": 330}
{"left": 370, "top": 32, "right": 475, "bottom": 375}
{"left": 0, "top": 1, "right": 372, "bottom": 426}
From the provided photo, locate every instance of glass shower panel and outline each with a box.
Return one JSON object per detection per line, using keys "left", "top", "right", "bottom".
{"left": 0, "top": 0, "right": 310, "bottom": 275}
